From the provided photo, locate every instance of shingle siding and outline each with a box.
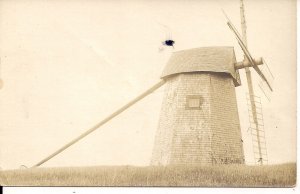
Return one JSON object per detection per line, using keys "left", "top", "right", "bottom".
{"left": 209, "top": 73, "right": 244, "bottom": 164}
{"left": 161, "top": 47, "right": 241, "bottom": 86}
{"left": 151, "top": 47, "right": 244, "bottom": 166}
{"left": 151, "top": 73, "right": 244, "bottom": 165}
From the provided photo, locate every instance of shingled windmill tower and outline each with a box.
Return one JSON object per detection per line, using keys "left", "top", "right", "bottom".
{"left": 151, "top": 3, "right": 273, "bottom": 166}
{"left": 151, "top": 47, "right": 245, "bottom": 165}
{"left": 30, "top": 2, "right": 272, "bottom": 168}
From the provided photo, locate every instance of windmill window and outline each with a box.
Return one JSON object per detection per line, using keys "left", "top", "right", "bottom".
{"left": 186, "top": 95, "right": 203, "bottom": 110}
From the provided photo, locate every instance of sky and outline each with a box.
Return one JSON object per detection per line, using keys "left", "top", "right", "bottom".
{"left": 0, "top": 0, "right": 296, "bottom": 170}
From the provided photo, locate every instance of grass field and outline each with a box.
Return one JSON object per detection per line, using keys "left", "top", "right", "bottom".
{"left": 0, "top": 163, "right": 296, "bottom": 187}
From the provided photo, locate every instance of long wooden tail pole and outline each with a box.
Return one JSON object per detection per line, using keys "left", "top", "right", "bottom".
{"left": 32, "top": 79, "right": 166, "bottom": 168}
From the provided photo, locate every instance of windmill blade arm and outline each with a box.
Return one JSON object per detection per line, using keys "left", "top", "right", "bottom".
{"left": 224, "top": 11, "right": 256, "bottom": 65}
{"left": 226, "top": 21, "right": 255, "bottom": 62}
{"left": 236, "top": 39, "right": 255, "bottom": 65}
{"left": 252, "top": 65, "right": 273, "bottom": 91}
{"left": 223, "top": 10, "right": 255, "bottom": 64}
{"left": 222, "top": 9, "right": 245, "bottom": 48}
{"left": 223, "top": 11, "right": 273, "bottom": 92}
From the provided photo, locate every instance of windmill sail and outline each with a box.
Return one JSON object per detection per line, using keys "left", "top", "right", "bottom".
{"left": 258, "top": 59, "right": 274, "bottom": 100}
{"left": 223, "top": 0, "right": 273, "bottom": 165}
{"left": 252, "top": 61, "right": 273, "bottom": 92}
{"left": 246, "top": 94, "right": 268, "bottom": 164}
{"left": 223, "top": 11, "right": 273, "bottom": 91}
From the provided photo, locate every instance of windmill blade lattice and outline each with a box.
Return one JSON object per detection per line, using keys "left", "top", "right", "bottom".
{"left": 246, "top": 93, "right": 268, "bottom": 164}
{"left": 223, "top": 1, "right": 274, "bottom": 166}
{"left": 223, "top": 10, "right": 273, "bottom": 91}
{"left": 258, "top": 59, "right": 274, "bottom": 101}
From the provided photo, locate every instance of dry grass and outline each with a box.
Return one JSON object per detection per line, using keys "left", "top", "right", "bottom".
{"left": 0, "top": 163, "right": 296, "bottom": 187}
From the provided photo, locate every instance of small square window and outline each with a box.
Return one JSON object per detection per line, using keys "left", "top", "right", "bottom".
{"left": 186, "top": 95, "right": 203, "bottom": 110}
{"left": 188, "top": 98, "right": 200, "bottom": 107}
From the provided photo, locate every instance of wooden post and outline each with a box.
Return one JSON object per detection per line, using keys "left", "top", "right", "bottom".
{"left": 32, "top": 79, "right": 166, "bottom": 167}
{"left": 240, "top": 0, "right": 263, "bottom": 165}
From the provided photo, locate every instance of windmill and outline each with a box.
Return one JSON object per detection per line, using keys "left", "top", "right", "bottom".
{"left": 151, "top": 47, "right": 245, "bottom": 165}
{"left": 30, "top": 2, "right": 273, "bottom": 168}
{"left": 223, "top": 0, "right": 274, "bottom": 165}
{"left": 151, "top": 2, "right": 273, "bottom": 165}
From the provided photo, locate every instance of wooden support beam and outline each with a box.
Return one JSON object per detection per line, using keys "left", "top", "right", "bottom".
{"left": 32, "top": 79, "right": 166, "bottom": 167}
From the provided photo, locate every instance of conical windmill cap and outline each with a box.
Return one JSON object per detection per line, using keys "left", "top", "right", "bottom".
{"left": 161, "top": 46, "right": 241, "bottom": 86}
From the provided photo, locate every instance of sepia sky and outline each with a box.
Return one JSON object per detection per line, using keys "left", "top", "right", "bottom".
{"left": 0, "top": 0, "right": 296, "bottom": 169}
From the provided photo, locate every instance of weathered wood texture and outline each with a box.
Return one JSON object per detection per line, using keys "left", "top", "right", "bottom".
{"left": 152, "top": 47, "right": 245, "bottom": 165}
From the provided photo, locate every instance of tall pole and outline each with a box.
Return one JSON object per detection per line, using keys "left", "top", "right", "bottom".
{"left": 32, "top": 79, "right": 166, "bottom": 167}
{"left": 240, "top": 0, "right": 263, "bottom": 165}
